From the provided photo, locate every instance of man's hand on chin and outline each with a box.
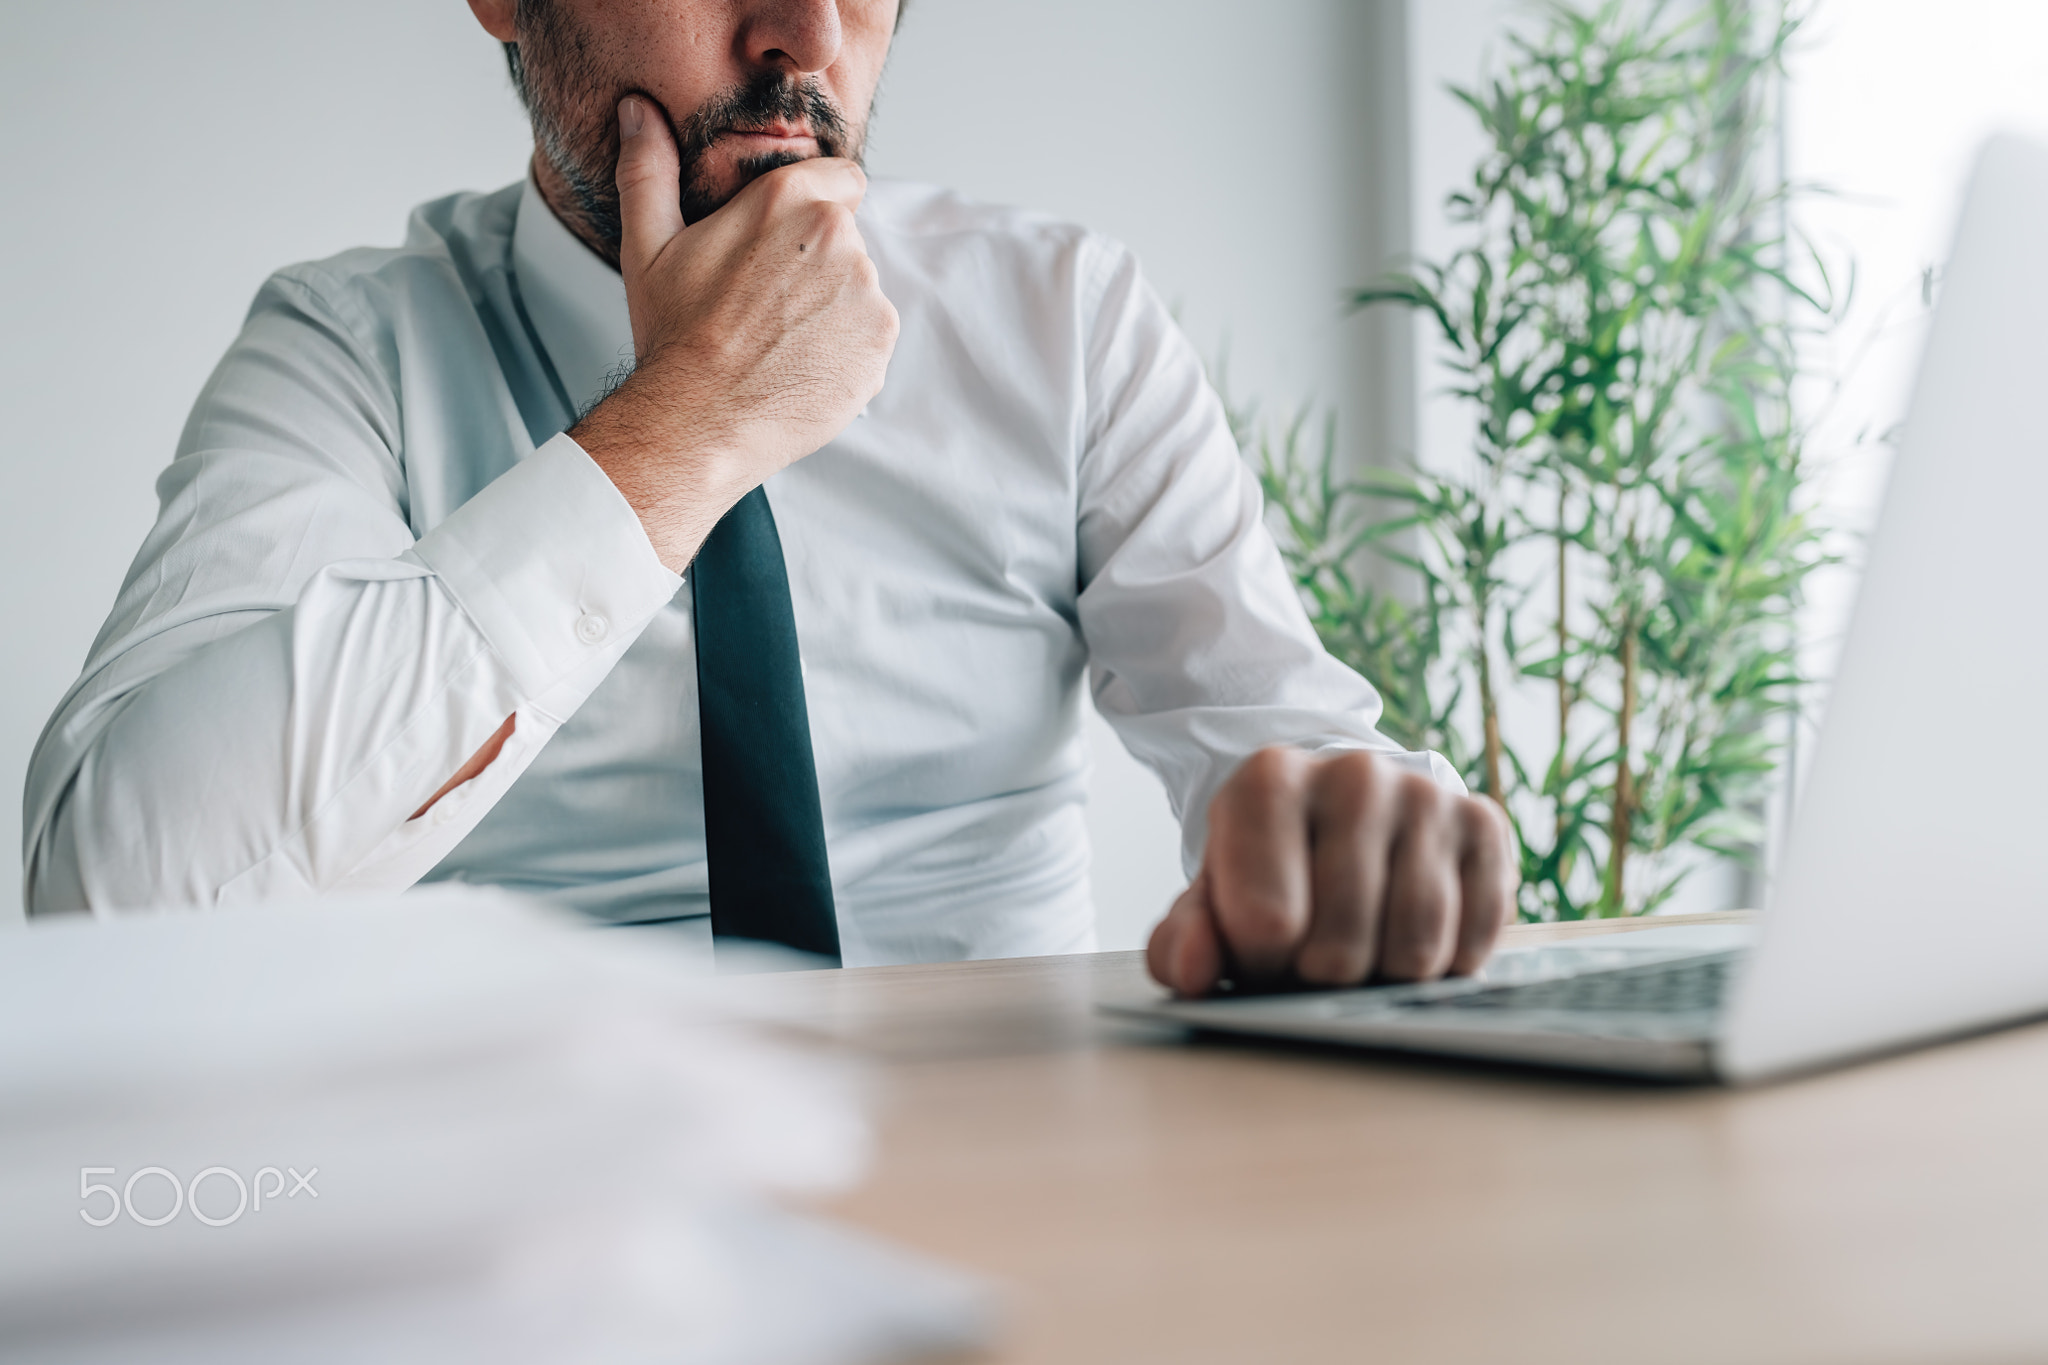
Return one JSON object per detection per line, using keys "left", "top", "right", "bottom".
{"left": 570, "top": 94, "right": 900, "bottom": 573}
{"left": 1147, "top": 748, "right": 1518, "bottom": 997}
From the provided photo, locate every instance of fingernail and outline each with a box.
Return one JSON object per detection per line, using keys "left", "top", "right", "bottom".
{"left": 618, "top": 97, "right": 643, "bottom": 139}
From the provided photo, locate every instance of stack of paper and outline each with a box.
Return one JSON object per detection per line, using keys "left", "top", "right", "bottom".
{"left": 0, "top": 887, "right": 992, "bottom": 1363}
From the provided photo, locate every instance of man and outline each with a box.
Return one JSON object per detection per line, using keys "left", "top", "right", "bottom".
{"left": 24, "top": 0, "right": 1513, "bottom": 993}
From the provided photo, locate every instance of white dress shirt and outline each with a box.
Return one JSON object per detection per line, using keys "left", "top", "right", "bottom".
{"left": 24, "top": 177, "right": 1454, "bottom": 962}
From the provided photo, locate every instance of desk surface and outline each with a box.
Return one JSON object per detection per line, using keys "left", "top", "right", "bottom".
{"left": 757, "top": 913, "right": 2048, "bottom": 1365}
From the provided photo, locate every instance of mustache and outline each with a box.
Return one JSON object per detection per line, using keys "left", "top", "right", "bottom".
{"left": 537, "top": 70, "right": 858, "bottom": 257}
{"left": 670, "top": 72, "right": 852, "bottom": 165}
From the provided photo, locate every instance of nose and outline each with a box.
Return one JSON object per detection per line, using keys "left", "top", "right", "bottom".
{"left": 738, "top": 0, "right": 844, "bottom": 76}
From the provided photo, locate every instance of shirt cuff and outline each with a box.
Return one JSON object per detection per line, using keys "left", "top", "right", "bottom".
{"left": 409, "top": 433, "right": 683, "bottom": 696}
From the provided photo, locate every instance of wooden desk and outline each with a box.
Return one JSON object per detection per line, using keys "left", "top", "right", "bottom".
{"left": 758, "top": 914, "right": 2048, "bottom": 1365}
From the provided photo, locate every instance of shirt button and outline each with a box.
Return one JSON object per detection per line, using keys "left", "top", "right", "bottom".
{"left": 575, "top": 613, "right": 610, "bottom": 644}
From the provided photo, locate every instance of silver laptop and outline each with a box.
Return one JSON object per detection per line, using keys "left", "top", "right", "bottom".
{"left": 1107, "top": 134, "right": 2048, "bottom": 1084}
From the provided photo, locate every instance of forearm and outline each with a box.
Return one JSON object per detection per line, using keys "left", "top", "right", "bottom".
{"left": 568, "top": 363, "right": 748, "bottom": 573}
{"left": 26, "top": 571, "right": 536, "bottom": 913}
{"left": 25, "top": 436, "right": 681, "bottom": 914}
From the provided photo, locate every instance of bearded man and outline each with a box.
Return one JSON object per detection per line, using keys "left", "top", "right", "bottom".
{"left": 25, "top": 0, "right": 1514, "bottom": 992}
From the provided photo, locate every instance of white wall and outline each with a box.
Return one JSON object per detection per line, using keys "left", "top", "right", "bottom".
{"left": 0, "top": 1, "right": 1397, "bottom": 944}
{"left": 1407, "top": 0, "right": 1514, "bottom": 478}
{"left": 1784, "top": 0, "right": 2048, "bottom": 699}
{"left": 1788, "top": 0, "right": 2048, "bottom": 472}
{"left": 0, "top": 1, "right": 536, "bottom": 929}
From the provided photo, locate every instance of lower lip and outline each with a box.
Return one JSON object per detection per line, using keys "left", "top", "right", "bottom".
{"left": 721, "top": 130, "right": 818, "bottom": 152}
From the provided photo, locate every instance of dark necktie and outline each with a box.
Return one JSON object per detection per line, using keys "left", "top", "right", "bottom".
{"left": 691, "top": 487, "right": 841, "bottom": 963}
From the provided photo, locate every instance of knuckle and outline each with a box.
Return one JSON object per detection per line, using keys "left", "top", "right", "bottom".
{"left": 758, "top": 170, "right": 801, "bottom": 210}
{"left": 1461, "top": 789, "right": 1503, "bottom": 829}
{"left": 1380, "top": 955, "right": 1431, "bottom": 983}
{"left": 1220, "top": 895, "right": 1299, "bottom": 947}
{"left": 1231, "top": 747, "right": 1306, "bottom": 809}
{"left": 1312, "top": 751, "right": 1381, "bottom": 822}
{"left": 1296, "top": 938, "right": 1372, "bottom": 986}
{"left": 1462, "top": 795, "right": 1514, "bottom": 859}
{"left": 807, "top": 208, "right": 858, "bottom": 256}
{"left": 1382, "top": 890, "right": 1454, "bottom": 980}
{"left": 1413, "top": 880, "right": 1456, "bottom": 931}
{"left": 1397, "top": 771, "right": 1445, "bottom": 819}
{"left": 1452, "top": 909, "right": 1508, "bottom": 974}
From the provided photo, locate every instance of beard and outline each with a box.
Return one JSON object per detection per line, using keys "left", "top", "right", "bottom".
{"left": 508, "top": 10, "right": 859, "bottom": 259}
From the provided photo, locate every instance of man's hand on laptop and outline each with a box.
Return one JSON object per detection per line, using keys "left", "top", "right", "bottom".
{"left": 1148, "top": 748, "right": 1517, "bottom": 996}
{"left": 571, "top": 95, "right": 900, "bottom": 571}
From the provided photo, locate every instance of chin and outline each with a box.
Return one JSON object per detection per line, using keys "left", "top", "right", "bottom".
{"left": 737, "top": 148, "right": 814, "bottom": 178}
{"left": 683, "top": 150, "right": 818, "bottom": 221}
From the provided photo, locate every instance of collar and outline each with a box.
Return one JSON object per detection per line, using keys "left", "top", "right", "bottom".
{"left": 512, "top": 176, "right": 635, "bottom": 417}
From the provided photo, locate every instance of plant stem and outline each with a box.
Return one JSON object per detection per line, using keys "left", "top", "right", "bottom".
{"left": 1605, "top": 617, "right": 1638, "bottom": 916}
{"left": 1555, "top": 485, "right": 1570, "bottom": 846}
{"left": 1478, "top": 596, "right": 1505, "bottom": 804}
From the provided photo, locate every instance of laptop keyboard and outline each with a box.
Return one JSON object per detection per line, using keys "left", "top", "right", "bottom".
{"left": 1400, "top": 950, "right": 1738, "bottom": 1016}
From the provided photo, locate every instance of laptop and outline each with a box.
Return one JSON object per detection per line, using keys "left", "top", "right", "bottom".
{"left": 1106, "top": 134, "right": 2048, "bottom": 1084}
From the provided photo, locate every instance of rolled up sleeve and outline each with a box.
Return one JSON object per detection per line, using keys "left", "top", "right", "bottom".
{"left": 23, "top": 268, "right": 677, "bottom": 915}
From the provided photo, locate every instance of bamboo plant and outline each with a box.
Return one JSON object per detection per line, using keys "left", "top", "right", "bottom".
{"left": 1254, "top": 0, "right": 1836, "bottom": 919}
